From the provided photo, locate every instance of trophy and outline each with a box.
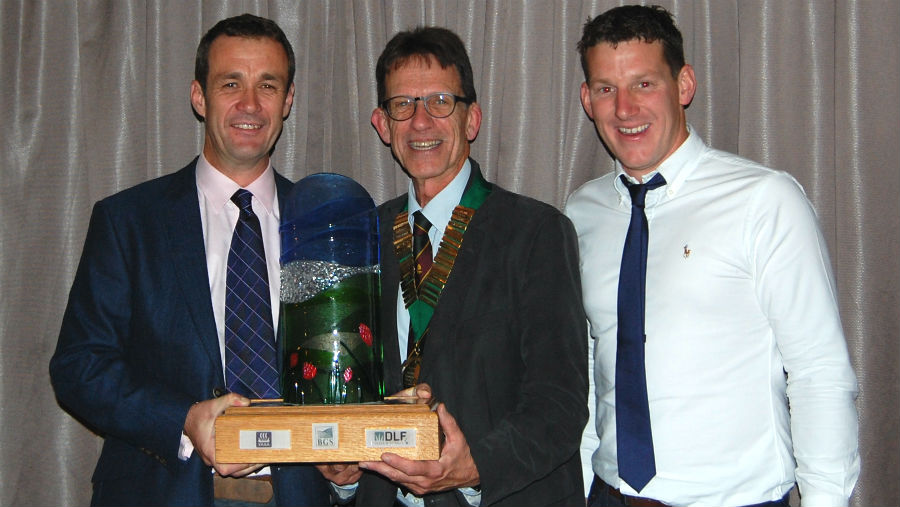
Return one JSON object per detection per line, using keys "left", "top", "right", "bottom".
{"left": 216, "top": 174, "right": 438, "bottom": 463}
{"left": 279, "top": 172, "right": 383, "bottom": 404}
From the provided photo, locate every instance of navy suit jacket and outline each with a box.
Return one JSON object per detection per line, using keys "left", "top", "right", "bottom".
{"left": 50, "top": 159, "right": 329, "bottom": 506}
{"left": 356, "top": 160, "right": 589, "bottom": 506}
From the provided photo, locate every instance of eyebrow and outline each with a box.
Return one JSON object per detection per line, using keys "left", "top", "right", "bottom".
{"left": 259, "top": 72, "right": 283, "bottom": 82}
{"left": 215, "top": 71, "right": 284, "bottom": 83}
{"left": 590, "top": 69, "right": 659, "bottom": 85}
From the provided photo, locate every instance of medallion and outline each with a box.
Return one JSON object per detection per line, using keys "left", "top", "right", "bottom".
{"left": 401, "top": 338, "right": 423, "bottom": 389}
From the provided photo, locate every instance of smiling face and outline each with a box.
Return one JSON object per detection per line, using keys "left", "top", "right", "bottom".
{"left": 580, "top": 39, "right": 695, "bottom": 180}
{"left": 372, "top": 56, "right": 481, "bottom": 206}
{"left": 190, "top": 35, "right": 294, "bottom": 185}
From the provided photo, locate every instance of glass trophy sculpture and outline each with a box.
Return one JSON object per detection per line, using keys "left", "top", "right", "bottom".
{"left": 279, "top": 173, "right": 383, "bottom": 404}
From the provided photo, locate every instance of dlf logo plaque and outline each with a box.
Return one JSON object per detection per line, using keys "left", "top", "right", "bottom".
{"left": 365, "top": 428, "right": 417, "bottom": 448}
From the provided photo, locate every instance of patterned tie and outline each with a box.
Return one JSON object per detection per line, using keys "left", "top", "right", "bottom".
{"left": 224, "top": 189, "right": 280, "bottom": 399}
{"left": 412, "top": 211, "right": 433, "bottom": 291}
{"left": 616, "top": 172, "right": 666, "bottom": 492}
{"left": 408, "top": 210, "right": 433, "bottom": 354}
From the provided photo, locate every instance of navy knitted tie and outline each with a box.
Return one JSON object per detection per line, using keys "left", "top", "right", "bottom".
{"left": 224, "top": 189, "right": 279, "bottom": 399}
{"left": 616, "top": 172, "right": 666, "bottom": 492}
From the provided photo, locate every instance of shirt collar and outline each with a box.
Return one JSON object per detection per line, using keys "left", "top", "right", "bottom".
{"left": 196, "top": 153, "right": 278, "bottom": 218}
{"left": 406, "top": 159, "right": 472, "bottom": 227}
{"left": 614, "top": 125, "right": 705, "bottom": 196}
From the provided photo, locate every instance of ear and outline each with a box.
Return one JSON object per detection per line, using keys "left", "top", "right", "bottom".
{"left": 678, "top": 64, "right": 697, "bottom": 107}
{"left": 371, "top": 107, "right": 391, "bottom": 145}
{"left": 190, "top": 80, "right": 206, "bottom": 119}
{"left": 580, "top": 82, "right": 595, "bottom": 120}
{"left": 282, "top": 82, "right": 295, "bottom": 118}
{"left": 465, "top": 102, "right": 482, "bottom": 141}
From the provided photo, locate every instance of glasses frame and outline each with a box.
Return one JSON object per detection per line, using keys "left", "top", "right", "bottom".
{"left": 380, "top": 92, "right": 473, "bottom": 121}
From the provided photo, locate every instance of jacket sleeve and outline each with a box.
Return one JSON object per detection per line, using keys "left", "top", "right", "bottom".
{"left": 49, "top": 200, "right": 196, "bottom": 467}
{"left": 468, "top": 211, "right": 589, "bottom": 505}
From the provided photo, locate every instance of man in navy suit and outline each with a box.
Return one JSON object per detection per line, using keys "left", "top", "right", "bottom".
{"left": 317, "top": 27, "right": 588, "bottom": 506}
{"left": 50, "top": 14, "right": 329, "bottom": 507}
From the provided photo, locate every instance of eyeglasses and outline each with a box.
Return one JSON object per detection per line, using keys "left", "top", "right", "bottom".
{"left": 380, "top": 93, "right": 472, "bottom": 121}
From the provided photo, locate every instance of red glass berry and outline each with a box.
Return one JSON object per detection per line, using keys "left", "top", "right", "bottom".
{"left": 358, "top": 323, "right": 373, "bottom": 346}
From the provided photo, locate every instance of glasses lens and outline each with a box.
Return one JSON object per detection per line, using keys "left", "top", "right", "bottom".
{"left": 424, "top": 94, "right": 456, "bottom": 118}
{"left": 386, "top": 97, "right": 416, "bottom": 121}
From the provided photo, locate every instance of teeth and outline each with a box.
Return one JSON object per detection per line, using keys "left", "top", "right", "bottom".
{"left": 234, "top": 123, "right": 261, "bottom": 130}
{"left": 410, "top": 140, "right": 441, "bottom": 150}
{"left": 619, "top": 124, "right": 649, "bottom": 134}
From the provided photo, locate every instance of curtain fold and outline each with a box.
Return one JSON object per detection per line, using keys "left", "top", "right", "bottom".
{"left": 1, "top": 1, "right": 896, "bottom": 506}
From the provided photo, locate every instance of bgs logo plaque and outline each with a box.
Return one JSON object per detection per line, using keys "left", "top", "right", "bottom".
{"left": 312, "top": 423, "right": 339, "bottom": 450}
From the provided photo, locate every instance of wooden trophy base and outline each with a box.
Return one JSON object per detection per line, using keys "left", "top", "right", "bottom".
{"left": 215, "top": 401, "right": 440, "bottom": 463}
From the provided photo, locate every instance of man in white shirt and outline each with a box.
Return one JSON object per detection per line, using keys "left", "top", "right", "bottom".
{"left": 50, "top": 14, "right": 329, "bottom": 506}
{"left": 566, "top": 5, "right": 859, "bottom": 507}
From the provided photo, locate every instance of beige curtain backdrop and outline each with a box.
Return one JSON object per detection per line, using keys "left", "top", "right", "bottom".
{"left": 1, "top": 1, "right": 896, "bottom": 505}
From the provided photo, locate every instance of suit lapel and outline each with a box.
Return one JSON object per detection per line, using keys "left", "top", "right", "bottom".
{"left": 273, "top": 171, "right": 293, "bottom": 373}
{"left": 163, "top": 160, "right": 223, "bottom": 378}
{"left": 421, "top": 161, "right": 491, "bottom": 379}
{"left": 423, "top": 214, "right": 488, "bottom": 373}
{"left": 379, "top": 197, "right": 405, "bottom": 393}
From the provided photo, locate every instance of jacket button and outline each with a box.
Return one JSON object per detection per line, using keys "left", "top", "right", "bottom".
{"left": 213, "top": 387, "right": 227, "bottom": 398}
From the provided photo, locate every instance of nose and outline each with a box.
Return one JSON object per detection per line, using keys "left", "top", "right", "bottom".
{"left": 409, "top": 98, "right": 434, "bottom": 129}
{"left": 615, "top": 89, "right": 637, "bottom": 120}
{"left": 236, "top": 87, "right": 262, "bottom": 113}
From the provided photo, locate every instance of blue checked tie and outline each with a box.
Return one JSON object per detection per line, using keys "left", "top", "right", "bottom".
{"left": 616, "top": 172, "right": 666, "bottom": 492}
{"left": 224, "top": 189, "right": 280, "bottom": 399}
